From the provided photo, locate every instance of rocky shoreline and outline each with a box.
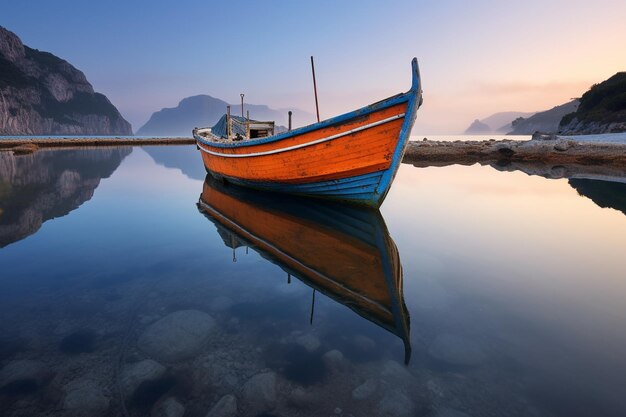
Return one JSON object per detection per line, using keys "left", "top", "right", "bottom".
{"left": 404, "top": 137, "right": 626, "bottom": 169}
{"left": 3, "top": 137, "right": 626, "bottom": 176}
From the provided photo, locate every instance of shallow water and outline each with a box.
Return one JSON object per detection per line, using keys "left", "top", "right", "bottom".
{"left": 1, "top": 145, "right": 626, "bottom": 417}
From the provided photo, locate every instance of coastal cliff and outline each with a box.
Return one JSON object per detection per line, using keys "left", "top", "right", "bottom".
{"left": 0, "top": 26, "right": 132, "bottom": 136}
{"left": 559, "top": 73, "right": 626, "bottom": 134}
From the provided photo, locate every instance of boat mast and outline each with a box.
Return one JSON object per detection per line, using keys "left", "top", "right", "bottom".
{"left": 310, "top": 56, "right": 320, "bottom": 123}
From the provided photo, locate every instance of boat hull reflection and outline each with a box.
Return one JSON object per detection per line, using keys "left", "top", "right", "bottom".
{"left": 197, "top": 176, "right": 411, "bottom": 363}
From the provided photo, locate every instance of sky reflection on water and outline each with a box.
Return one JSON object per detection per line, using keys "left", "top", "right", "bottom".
{"left": 1, "top": 146, "right": 626, "bottom": 417}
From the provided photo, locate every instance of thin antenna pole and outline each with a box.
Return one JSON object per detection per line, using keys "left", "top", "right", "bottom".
{"left": 310, "top": 56, "right": 320, "bottom": 122}
{"left": 226, "top": 105, "right": 231, "bottom": 139}
{"left": 240, "top": 94, "right": 244, "bottom": 118}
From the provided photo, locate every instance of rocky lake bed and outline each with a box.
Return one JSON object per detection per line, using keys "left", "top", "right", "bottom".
{"left": 0, "top": 267, "right": 511, "bottom": 417}
{"left": 2, "top": 145, "right": 626, "bottom": 417}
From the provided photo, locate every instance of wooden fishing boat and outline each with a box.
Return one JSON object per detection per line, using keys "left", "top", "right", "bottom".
{"left": 193, "top": 58, "right": 423, "bottom": 208}
{"left": 197, "top": 177, "right": 412, "bottom": 363}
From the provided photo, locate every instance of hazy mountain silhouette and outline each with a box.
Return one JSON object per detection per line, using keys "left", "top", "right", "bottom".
{"left": 464, "top": 111, "right": 534, "bottom": 134}
{"left": 508, "top": 100, "right": 579, "bottom": 135}
{"left": 464, "top": 119, "right": 491, "bottom": 134}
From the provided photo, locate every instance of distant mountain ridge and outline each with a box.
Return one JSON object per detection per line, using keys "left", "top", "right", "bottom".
{"left": 464, "top": 119, "right": 491, "bottom": 134}
{"left": 483, "top": 111, "right": 536, "bottom": 132}
{"left": 0, "top": 26, "right": 132, "bottom": 135}
{"left": 508, "top": 100, "right": 579, "bottom": 135}
{"left": 464, "top": 111, "right": 535, "bottom": 134}
{"left": 137, "top": 94, "right": 314, "bottom": 137}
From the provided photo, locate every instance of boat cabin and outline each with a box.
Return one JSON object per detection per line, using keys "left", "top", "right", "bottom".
{"left": 196, "top": 113, "right": 275, "bottom": 142}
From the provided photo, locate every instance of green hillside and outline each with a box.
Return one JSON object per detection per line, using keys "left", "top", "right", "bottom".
{"left": 561, "top": 72, "right": 626, "bottom": 126}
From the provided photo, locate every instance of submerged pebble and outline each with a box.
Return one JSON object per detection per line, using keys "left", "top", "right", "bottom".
{"left": 296, "top": 333, "right": 321, "bottom": 352}
{"left": 152, "top": 397, "right": 185, "bottom": 417}
{"left": 377, "top": 391, "right": 414, "bottom": 417}
{"left": 63, "top": 378, "right": 109, "bottom": 414}
{"left": 266, "top": 343, "right": 327, "bottom": 385}
{"left": 206, "top": 394, "right": 238, "bottom": 417}
{"left": 138, "top": 310, "right": 215, "bottom": 362}
{"left": 380, "top": 359, "right": 412, "bottom": 381}
{"left": 129, "top": 375, "right": 178, "bottom": 411}
{"left": 121, "top": 359, "right": 167, "bottom": 396}
{"left": 322, "top": 349, "right": 346, "bottom": 372}
{"left": 243, "top": 372, "right": 277, "bottom": 412}
{"left": 352, "top": 378, "right": 377, "bottom": 400}
{"left": 0, "top": 359, "right": 49, "bottom": 393}
{"left": 289, "top": 387, "right": 316, "bottom": 408}
{"left": 430, "top": 407, "right": 472, "bottom": 417}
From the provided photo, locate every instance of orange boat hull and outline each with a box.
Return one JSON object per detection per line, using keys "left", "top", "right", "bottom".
{"left": 194, "top": 58, "right": 423, "bottom": 207}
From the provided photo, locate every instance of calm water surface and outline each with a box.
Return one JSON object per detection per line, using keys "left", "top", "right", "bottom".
{"left": 1, "top": 146, "right": 625, "bottom": 417}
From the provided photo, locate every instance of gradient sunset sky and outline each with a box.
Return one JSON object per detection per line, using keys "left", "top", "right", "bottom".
{"left": 5, "top": 0, "right": 626, "bottom": 133}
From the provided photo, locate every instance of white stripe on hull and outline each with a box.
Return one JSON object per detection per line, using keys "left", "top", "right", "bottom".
{"left": 197, "top": 113, "right": 405, "bottom": 158}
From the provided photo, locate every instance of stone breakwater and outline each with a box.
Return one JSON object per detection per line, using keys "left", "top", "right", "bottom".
{"left": 0, "top": 137, "right": 196, "bottom": 154}
{"left": 404, "top": 138, "right": 626, "bottom": 168}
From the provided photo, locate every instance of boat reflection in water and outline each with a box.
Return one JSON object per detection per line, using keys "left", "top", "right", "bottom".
{"left": 197, "top": 176, "right": 411, "bottom": 363}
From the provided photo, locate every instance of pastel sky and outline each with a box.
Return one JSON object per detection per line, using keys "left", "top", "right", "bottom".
{"left": 4, "top": 0, "right": 626, "bottom": 133}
